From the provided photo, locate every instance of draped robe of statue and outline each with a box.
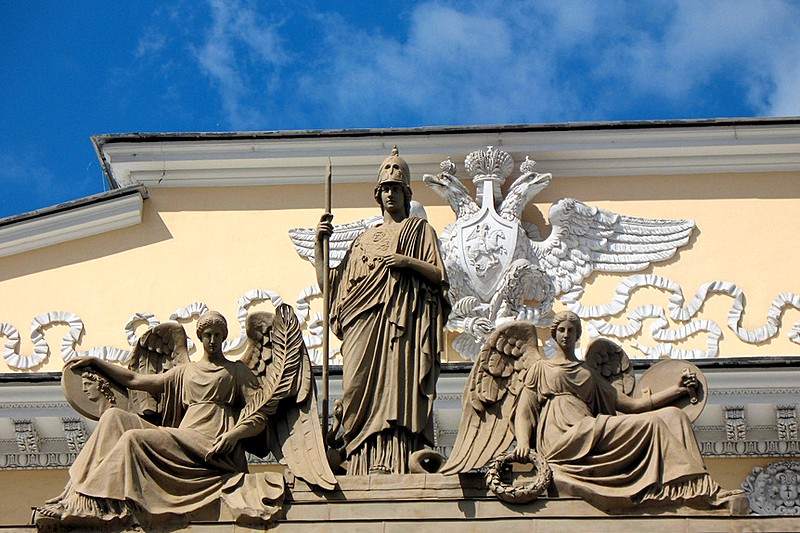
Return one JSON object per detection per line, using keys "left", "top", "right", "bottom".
{"left": 58, "top": 360, "right": 283, "bottom": 521}
{"left": 519, "top": 358, "right": 719, "bottom": 508}
{"left": 329, "top": 216, "right": 450, "bottom": 474}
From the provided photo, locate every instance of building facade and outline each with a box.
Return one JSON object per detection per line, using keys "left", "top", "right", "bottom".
{"left": 0, "top": 118, "right": 799, "bottom": 524}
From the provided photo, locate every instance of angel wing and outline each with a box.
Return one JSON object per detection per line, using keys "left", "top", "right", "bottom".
{"left": 440, "top": 321, "right": 541, "bottom": 474}
{"left": 127, "top": 322, "right": 189, "bottom": 420}
{"left": 239, "top": 311, "right": 275, "bottom": 375}
{"left": 584, "top": 338, "right": 635, "bottom": 396}
{"left": 531, "top": 198, "right": 695, "bottom": 295}
{"left": 239, "top": 304, "right": 336, "bottom": 490}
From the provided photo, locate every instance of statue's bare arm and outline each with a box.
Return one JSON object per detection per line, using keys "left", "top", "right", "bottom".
{"left": 512, "top": 386, "right": 539, "bottom": 461}
{"left": 614, "top": 371, "right": 698, "bottom": 414}
{"left": 71, "top": 356, "right": 167, "bottom": 395}
{"left": 384, "top": 253, "right": 443, "bottom": 286}
{"left": 206, "top": 417, "right": 266, "bottom": 460}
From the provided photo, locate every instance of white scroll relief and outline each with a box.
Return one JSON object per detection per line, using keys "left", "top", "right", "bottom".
{"left": 1, "top": 287, "right": 335, "bottom": 371}
{"left": 562, "top": 275, "right": 800, "bottom": 358}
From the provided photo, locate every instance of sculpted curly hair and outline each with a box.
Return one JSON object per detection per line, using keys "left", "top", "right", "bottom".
{"left": 196, "top": 310, "right": 228, "bottom": 339}
{"left": 550, "top": 310, "right": 582, "bottom": 340}
{"left": 81, "top": 369, "right": 117, "bottom": 406}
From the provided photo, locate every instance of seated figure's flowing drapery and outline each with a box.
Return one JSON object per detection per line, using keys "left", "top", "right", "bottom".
{"left": 61, "top": 360, "right": 282, "bottom": 520}
{"left": 520, "top": 359, "right": 717, "bottom": 507}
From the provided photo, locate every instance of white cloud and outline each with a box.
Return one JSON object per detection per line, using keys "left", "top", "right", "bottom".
{"left": 139, "top": 0, "right": 800, "bottom": 129}
{"left": 0, "top": 151, "right": 67, "bottom": 217}
{"left": 192, "top": 0, "right": 286, "bottom": 129}
{"left": 293, "top": 0, "right": 800, "bottom": 125}
{"left": 135, "top": 30, "right": 167, "bottom": 59}
{"left": 592, "top": 0, "right": 800, "bottom": 115}
{"left": 0, "top": 152, "right": 57, "bottom": 191}
{"left": 299, "top": 2, "right": 576, "bottom": 126}
{"left": 767, "top": 60, "right": 800, "bottom": 116}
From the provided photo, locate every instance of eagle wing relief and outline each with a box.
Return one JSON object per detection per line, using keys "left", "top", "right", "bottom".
{"left": 288, "top": 215, "right": 382, "bottom": 269}
{"left": 440, "top": 321, "right": 541, "bottom": 474}
{"left": 532, "top": 198, "right": 695, "bottom": 296}
{"left": 127, "top": 322, "right": 190, "bottom": 422}
{"left": 288, "top": 202, "right": 431, "bottom": 264}
{"left": 238, "top": 304, "right": 336, "bottom": 490}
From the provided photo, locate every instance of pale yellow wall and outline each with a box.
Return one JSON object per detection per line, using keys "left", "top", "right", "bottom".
{"left": 0, "top": 169, "right": 798, "bottom": 373}
{"left": 533, "top": 171, "right": 800, "bottom": 358}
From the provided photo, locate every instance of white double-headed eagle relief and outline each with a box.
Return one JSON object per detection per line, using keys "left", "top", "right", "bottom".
{"left": 424, "top": 146, "right": 695, "bottom": 359}
{"left": 290, "top": 145, "right": 695, "bottom": 360}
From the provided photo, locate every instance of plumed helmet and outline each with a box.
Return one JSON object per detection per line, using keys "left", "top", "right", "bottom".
{"left": 376, "top": 145, "right": 411, "bottom": 187}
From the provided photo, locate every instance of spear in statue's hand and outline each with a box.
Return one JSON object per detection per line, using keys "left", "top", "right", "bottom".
{"left": 321, "top": 158, "right": 332, "bottom": 443}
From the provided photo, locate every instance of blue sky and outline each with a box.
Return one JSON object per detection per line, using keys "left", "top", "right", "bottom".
{"left": 2, "top": 0, "right": 799, "bottom": 219}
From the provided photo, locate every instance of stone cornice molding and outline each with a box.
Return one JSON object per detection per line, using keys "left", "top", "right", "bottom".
{"left": 0, "top": 370, "right": 798, "bottom": 470}
{"left": 703, "top": 367, "right": 800, "bottom": 393}
{"left": 0, "top": 187, "right": 146, "bottom": 258}
{"left": 93, "top": 120, "right": 800, "bottom": 190}
{"left": 5, "top": 121, "right": 797, "bottom": 257}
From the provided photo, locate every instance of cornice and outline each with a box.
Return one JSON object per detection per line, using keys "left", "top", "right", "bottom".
{"left": 0, "top": 187, "right": 146, "bottom": 258}
{"left": 0, "top": 370, "right": 798, "bottom": 470}
{"left": 5, "top": 121, "right": 796, "bottom": 257}
{"left": 94, "top": 121, "right": 800, "bottom": 189}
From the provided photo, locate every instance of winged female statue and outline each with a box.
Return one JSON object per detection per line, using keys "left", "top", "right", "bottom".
{"left": 126, "top": 321, "right": 189, "bottom": 422}
{"left": 441, "top": 310, "right": 745, "bottom": 511}
{"left": 35, "top": 307, "right": 335, "bottom": 527}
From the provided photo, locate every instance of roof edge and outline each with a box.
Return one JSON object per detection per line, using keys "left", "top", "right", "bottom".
{"left": 0, "top": 185, "right": 147, "bottom": 228}
{"left": 0, "top": 186, "right": 147, "bottom": 258}
{"left": 90, "top": 116, "right": 800, "bottom": 146}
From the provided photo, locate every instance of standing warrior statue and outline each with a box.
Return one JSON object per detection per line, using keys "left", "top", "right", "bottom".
{"left": 314, "top": 147, "right": 450, "bottom": 475}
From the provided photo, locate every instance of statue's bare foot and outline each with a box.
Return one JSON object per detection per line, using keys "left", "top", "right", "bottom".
{"left": 32, "top": 502, "right": 64, "bottom": 525}
{"left": 44, "top": 493, "right": 64, "bottom": 505}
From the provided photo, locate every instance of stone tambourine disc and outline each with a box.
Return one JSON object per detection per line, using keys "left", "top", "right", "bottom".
{"left": 61, "top": 361, "right": 129, "bottom": 421}
{"left": 633, "top": 359, "right": 707, "bottom": 423}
